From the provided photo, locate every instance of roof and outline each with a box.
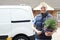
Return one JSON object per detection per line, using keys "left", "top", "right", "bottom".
{"left": 33, "top": 2, "right": 54, "bottom": 10}
{"left": 0, "top": 0, "right": 60, "bottom": 10}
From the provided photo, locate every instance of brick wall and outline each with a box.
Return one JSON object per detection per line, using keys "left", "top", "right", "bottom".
{"left": 52, "top": 10, "right": 60, "bottom": 27}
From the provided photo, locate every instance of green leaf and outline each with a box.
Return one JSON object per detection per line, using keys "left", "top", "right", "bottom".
{"left": 44, "top": 19, "right": 57, "bottom": 30}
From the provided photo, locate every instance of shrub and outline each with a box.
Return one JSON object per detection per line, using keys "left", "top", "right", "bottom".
{"left": 44, "top": 19, "right": 57, "bottom": 32}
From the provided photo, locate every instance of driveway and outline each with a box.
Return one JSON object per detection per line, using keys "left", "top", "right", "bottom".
{"left": 52, "top": 27, "right": 60, "bottom": 40}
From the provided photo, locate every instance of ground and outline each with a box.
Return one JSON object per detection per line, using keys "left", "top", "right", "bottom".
{"left": 52, "top": 27, "right": 60, "bottom": 40}
{"left": 1, "top": 27, "right": 60, "bottom": 40}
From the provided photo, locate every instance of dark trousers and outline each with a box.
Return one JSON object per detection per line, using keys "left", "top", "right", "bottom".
{"left": 35, "top": 38, "right": 51, "bottom": 40}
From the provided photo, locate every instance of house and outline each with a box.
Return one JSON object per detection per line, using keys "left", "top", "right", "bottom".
{"left": 0, "top": 0, "right": 60, "bottom": 27}
{"left": 33, "top": 10, "right": 60, "bottom": 27}
{"left": 33, "top": 2, "right": 60, "bottom": 27}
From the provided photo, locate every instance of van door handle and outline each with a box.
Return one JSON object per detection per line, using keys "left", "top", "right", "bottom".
{"left": 11, "top": 20, "right": 31, "bottom": 23}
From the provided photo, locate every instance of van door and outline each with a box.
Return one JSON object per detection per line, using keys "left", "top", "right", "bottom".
{"left": 0, "top": 8, "right": 11, "bottom": 36}
{"left": 10, "top": 6, "right": 34, "bottom": 37}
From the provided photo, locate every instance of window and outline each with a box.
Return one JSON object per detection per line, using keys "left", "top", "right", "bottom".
{"left": 57, "top": 12, "right": 60, "bottom": 22}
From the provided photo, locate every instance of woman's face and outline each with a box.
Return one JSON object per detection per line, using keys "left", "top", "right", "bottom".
{"left": 40, "top": 7, "right": 47, "bottom": 14}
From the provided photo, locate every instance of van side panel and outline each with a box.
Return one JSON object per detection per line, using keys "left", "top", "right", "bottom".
{"left": 0, "top": 6, "right": 34, "bottom": 37}
{"left": 10, "top": 8, "right": 34, "bottom": 37}
{"left": 0, "top": 8, "right": 11, "bottom": 35}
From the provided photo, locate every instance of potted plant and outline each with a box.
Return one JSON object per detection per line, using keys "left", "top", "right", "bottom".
{"left": 44, "top": 19, "right": 57, "bottom": 32}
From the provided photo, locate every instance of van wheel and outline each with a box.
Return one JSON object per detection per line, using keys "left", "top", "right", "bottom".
{"left": 12, "top": 34, "right": 30, "bottom": 40}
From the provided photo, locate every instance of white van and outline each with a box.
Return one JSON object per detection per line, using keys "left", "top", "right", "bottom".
{"left": 0, "top": 6, "right": 34, "bottom": 40}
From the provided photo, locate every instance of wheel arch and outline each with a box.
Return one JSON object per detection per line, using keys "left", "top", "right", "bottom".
{"left": 12, "top": 33, "right": 30, "bottom": 40}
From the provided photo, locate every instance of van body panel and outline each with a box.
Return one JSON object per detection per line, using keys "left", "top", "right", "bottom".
{"left": 0, "top": 8, "right": 11, "bottom": 35}
{"left": 0, "top": 6, "right": 34, "bottom": 37}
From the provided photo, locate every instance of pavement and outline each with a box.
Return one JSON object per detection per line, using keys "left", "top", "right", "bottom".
{"left": 52, "top": 27, "right": 60, "bottom": 40}
{"left": 6, "top": 27, "right": 60, "bottom": 40}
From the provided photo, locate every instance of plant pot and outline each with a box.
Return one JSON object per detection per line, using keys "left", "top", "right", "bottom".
{"left": 45, "top": 28, "right": 53, "bottom": 32}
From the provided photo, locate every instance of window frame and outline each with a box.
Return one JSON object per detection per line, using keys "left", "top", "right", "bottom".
{"left": 57, "top": 12, "right": 60, "bottom": 22}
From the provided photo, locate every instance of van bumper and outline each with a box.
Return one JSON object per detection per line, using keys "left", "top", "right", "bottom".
{"left": 0, "top": 35, "right": 8, "bottom": 40}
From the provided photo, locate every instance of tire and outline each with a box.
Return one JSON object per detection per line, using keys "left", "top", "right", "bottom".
{"left": 12, "top": 34, "right": 30, "bottom": 40}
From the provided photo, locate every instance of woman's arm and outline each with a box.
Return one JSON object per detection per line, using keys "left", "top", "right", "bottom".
{"left": 32, "top": 25, "right": 42, "bottom": 35}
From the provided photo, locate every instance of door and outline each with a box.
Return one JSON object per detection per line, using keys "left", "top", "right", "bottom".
{"left": 10, "top": 7, "right": 34, "bottom": 37}
{"left": 0, "top": 8, "right": 11, "bottom": 35}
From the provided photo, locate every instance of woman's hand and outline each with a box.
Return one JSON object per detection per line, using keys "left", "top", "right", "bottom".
{"left": 32, "top": 26, "right": 42, "bottom": 35}
{"left": 45, "top": 31, "right": 53, "bottom": 36}
{"left": 37, "top": 31, "right": 42, "bottom": 35}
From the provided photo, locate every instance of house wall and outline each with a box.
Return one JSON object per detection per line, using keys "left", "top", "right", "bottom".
{"left": 32, "top": 10, "right": 60, "bottom": 27}
{"left": 52, "top": 10, "right": 60, "bottom": 27}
